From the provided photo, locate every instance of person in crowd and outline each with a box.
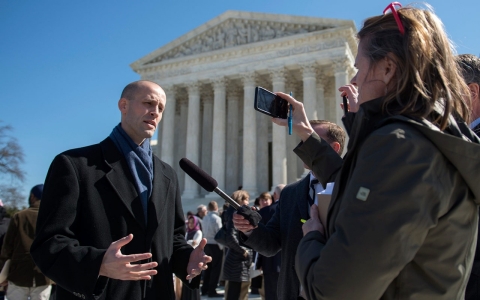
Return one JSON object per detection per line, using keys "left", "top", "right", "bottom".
{"left": 457, "top": 54, "right": 480, "bottom": 134}
{"left": 196, "top": 205, "right": 207, "bottom": 219}
{"left": 233, "top": 121, "right": 345, "bottom": 300}
{"left": 263, "top": 4, "right": 479, "bottom": 299}
{"left": 181, "top": 216, "right": 203, "bottom": 300}
{"left": 255, "top": 184, "right": 285, "bottom": 300}
{"left": 223, "top": 190, "right": 253, "bottom": 300}
{"left": 195, "top": 205, "right": 206, "bottom": 230}
{"left": 201, "top": 201, "right": 223, "bottom": 298}
{"left": 257, "top": 192, "right": 272, "bottom": 210}
{"left": 457, "top": 53, "right": 480, "bottom": 300}
{"left": 272, "top": 185, "right": 285, "bottom": 204}
{"left": 252, "top": 198, "right": 261, "bottom": 212}
{"left": 31, "top": 80, "right": 210, "bottom": 300}
{"left": 0, "top": 184, "right": 52, "bottom": 300}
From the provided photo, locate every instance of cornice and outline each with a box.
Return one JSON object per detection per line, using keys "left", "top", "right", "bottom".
{"left": 131, "top": 11, "right": 355, "bottom": 70}
{"left": 138, "top": 27, "right": 356, "bottom": 81}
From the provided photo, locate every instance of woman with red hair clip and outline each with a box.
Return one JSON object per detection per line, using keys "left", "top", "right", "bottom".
{"left": 270, "top": 2, "right": 480, "bottom": 299}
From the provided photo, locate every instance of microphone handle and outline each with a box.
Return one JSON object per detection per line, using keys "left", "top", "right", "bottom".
{"left": 213, "top": 187, "right": 241, "bottom": 210}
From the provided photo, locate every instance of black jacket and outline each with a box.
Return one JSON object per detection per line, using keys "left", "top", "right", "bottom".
{"left": 31, "top": 137, "right": 198, "bottom": 300}
{"left": 223, "top": 206, "right": 252, "bottom": 282}
{"left": 295, "top": 98, "right": 480, "bottom": 300}
{"left": 242, "top": 176, "right": 312, "bottom": 300}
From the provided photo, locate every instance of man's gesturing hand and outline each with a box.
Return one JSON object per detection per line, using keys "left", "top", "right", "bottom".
{"left": 186, "top": 238, "right": 212, "bottom": 280}
{"left": 99, "top": 234, "right": 158, "bottom": 280}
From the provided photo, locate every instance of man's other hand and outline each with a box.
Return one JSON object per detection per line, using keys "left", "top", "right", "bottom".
{"left": 186, "top": 238, "right": 211, "bottom": 280}
{"left": 99, "top": 234, "right": 158, "bottom": 280}
{"left": 302, "top": 205, "right": 325, "bottom": 236}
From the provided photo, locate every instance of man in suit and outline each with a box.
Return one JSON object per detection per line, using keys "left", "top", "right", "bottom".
{"left": 255, "top": 184, "right": 285, "bottom": 300}
{"left": 458, "top": 54, "right": 480, "bottom": 135}
{"left": 457, "top": 54, "right": 480, "bottom": 300}
{"left": 31, "top": 81, "right": 211, "bottom": 300}
{"left": 233, "top": 120, "right": 345, "bottom": 300}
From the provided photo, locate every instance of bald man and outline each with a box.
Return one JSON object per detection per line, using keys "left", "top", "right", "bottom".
{"left": 31, "top": 81, "right": 210, "bottom": 300}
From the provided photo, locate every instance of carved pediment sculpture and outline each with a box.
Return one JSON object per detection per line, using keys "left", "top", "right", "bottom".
{"left": 145, "top": 18, "right": 334, "bottom": 65}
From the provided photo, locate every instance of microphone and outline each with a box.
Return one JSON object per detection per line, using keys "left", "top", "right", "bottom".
{"left": 179, "top": 158, "right": 262, "bottom": 226}
{"left": 179, "top": 158, "right": 240, "bottom": 210}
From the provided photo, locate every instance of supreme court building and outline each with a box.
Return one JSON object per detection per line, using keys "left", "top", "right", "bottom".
{"left": 131, "top": 11, "right": 357, "bottom": 203}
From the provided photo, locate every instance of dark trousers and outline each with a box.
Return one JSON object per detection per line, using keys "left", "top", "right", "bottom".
{"left": 201, "top": 244, "right": 223, "bottom": 296}
{"left": 263, "top": 272, "right": 279, "bottom": 300}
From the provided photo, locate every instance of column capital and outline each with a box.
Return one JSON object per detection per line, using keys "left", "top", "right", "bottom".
{"left": 333, "top": 58, "right": 351, "bottom": 74}
{"left": 212, "top": 77, "right": 227, "bottom": 90}
{"left": 269, "top": 67, "right": 286, "bottom": 84}
{"left": 300, "top": 62, "right": 317, "bottom": 78}
{"left": 240, "top": 72, "right": 256, "bottom": 86}
{"left": 185, "top": 81, "right": 200, "bottom": 94}
{"left": 162, "top": 84, "right": 176, "bottom": 97}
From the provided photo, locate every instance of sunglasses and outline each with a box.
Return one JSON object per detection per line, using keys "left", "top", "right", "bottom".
{"left": 383, "top": 2, "right": 405, "bottom": 35}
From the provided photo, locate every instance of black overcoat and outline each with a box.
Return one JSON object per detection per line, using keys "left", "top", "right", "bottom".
{"left": 31, "top": 137, "right": 198, "bottom": 300}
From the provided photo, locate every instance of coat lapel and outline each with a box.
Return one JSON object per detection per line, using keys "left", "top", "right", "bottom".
{"left": 101, "top": 138, "right": 146, "bottom": 229}
{"left": 146, "top": 157, "right": 171, "bottom": 242}
{"left": 296, "top": 175, "right": 311, "bottom": 221}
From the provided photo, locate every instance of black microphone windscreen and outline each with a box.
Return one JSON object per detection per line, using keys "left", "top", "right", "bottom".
{"left": 179, "top": 158, "right": 218, "bottom": 192}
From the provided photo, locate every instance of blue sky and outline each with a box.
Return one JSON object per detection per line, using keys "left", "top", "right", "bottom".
{"left": 1, "top": 0, "right": 479, "bottom": 204}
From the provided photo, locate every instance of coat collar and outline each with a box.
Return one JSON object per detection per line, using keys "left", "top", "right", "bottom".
{"left": 295, "top": 175, "right": 311, "bottom": 221}
{"left": 100, "top": 137, "right": 171, "bottom": 234}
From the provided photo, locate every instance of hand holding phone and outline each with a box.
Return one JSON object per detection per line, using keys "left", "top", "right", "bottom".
{"left": 254, "top": 87, "right": 289, "bottom": 119}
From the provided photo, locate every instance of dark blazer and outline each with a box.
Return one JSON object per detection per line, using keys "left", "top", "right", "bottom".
{"left": 31, "top": 137, "right": 198, "bottom": 300}
{"left": 242, "top": 175, "right": 311, "bottom": 300}
{"left": 255, "top": 202, "right": 281, "bottom": 274}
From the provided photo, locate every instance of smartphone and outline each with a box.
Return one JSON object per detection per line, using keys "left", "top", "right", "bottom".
{"left": 343, "top": 96, "right": 349, "bottom": 116}
{"left": 254, "top": 87, "right": 289, "bottom": 119}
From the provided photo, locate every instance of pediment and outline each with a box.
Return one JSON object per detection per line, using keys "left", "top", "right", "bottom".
{"left": 131, "top": 11, "right": 355, "bottom": 69}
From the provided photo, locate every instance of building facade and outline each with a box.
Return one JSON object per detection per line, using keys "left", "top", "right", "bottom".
{"left": 132, "top": 11, "right": 357, "bottom": 205}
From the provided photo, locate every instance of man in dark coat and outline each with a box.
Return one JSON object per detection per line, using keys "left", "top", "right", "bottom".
{"left": 31, "top": 81, "right": 211, "bottom": 300}
{"left": 457, "top": 54, "right": 480, "bottom": 300}
{"left": 233, "top": 121, "right": 345, "bottom": 300}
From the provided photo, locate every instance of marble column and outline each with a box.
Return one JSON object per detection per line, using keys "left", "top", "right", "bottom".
{"left": 182, "top": 82, "right": 201, "bottom": 199}
{"left": 334, "top": 59, "right": 351, "bottom": 126}
{"left": 241, "top": 73, "right": 258, "bottom": 197}
{"left": 316, "top": 74, "right": 326, "bottom": 121}
{"left": 301, "top": 63, "right": 317, "bottom": 121}
{"left": 256, "top": 103, "right": 269, "bottom": 193}
{"left": 160, "top": 85, "right": 176, "bottom": 167}
{"left": 225, "top": 87, "right": 240, "bottom": 195}
{"left": 270, "top": 67, "right": 287, "bottom": 189}
{"left": 286, "top": 78, "right": 300, "bottom": 183}
{"left": 200, "top": 89, "right": 213, "bottom": 196}
{"left": 210, "top": 77, "right": 227, "bottom": 196}
{"left": 176, "top": 98, "right": 188, "bottom": 192}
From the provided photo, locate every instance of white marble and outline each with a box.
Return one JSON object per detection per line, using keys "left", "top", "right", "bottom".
{"left": 182, "top": 82, "right": 201, "bottom": 199}
{"left": 270, "top": 68, "right": 287, "bottom": 189}
{"left": 131, "top": 11, "right": 357, "bottom": 198}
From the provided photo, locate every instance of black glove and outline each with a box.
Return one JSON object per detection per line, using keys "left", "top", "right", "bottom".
{"left": 237, "top": 205, "right": 262, "bottom": 227}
